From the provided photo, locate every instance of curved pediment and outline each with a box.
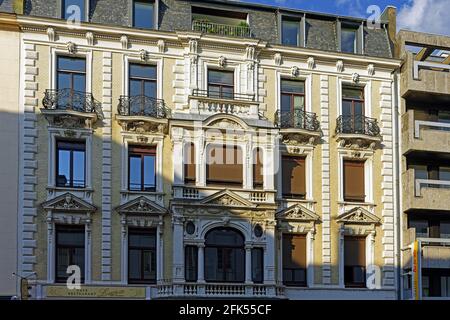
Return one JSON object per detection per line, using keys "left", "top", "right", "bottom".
{"left": 115, "top": 196, "right": 167, "bottom": 215}
{"left": 337, "top": 207, "right": 380, "bottom": 225}
{"left": 277, "top": 204, "right": 320, "bottom": 222}
{"left": 203, "top": 114, "right": 249, "bottom": 130}
{"left": 41, "top": 193, "right": 96, "bottom": 213}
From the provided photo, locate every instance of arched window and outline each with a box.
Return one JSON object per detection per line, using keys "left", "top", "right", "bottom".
{"left": 205, "top": 228, "right": 245, "bottom": 283}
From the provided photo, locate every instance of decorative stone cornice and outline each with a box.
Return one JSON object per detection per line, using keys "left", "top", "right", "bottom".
{"left": 115, "top": 196, "right": 167, "bottom": 216}
{"left": 337, "top": 206, "right": 381, "bottom": 225}
{"left": 276, "top": 204, "right": 320, "bottom": 222}
{"left": 41, "top": 192, "right": 96, "bottom": 213}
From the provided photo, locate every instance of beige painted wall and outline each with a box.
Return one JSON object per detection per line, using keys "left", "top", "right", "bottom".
{"left": 0, "top": 29, "right": 19, "bottom": 297}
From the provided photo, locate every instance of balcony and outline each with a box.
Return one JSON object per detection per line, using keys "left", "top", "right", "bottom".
{"left": 41, "top": 88, "right": 101, "bottom": 128}
{"left": 398, "top": 30, "right": 450, "bottom": 101}
{"left": 189, "top": 89, "right": 259, "bottom": 120}
{"left": 276, "top": 110, "right": 321, "bottom": 145}
{"left": 116, "top": 95, "right": 171, "bottom": 134}
{"left": 403, "top": 169, "right": 450, "bottom": 212}
{"left": 192, "top": 20, "right": 252, "bottom": 38}
{"left": 157, "top": 282, "right": 284, "bottom": 299}
{"left": 402, "top": 109, "right": 450, "bottom": 155}
{"left": 335, "top": 115, "right": 381, "bottom": 149}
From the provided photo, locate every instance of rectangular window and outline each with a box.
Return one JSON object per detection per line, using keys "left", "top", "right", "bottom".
{"left": 206, "top": 145, "right": 243, "bottom": 186}
{"left": 281, "top": 79, "right": 305, "bottom": 113}
{"left": 207, "top": 70, "right": 234, "bottom": 100}
{"left": 184, "top": 143, "right": 196, "bottom": 184}
{"left": 282, "top": 18, "right": 300, "bottom": 46}
{"left": 128, "top": 145, "right": 156, "bottom": 192}
{"left": 282, "top": 156, "right": 306, "bottom": 199}
{"left": 253, "top": 148, "right": 264, "bottom": 189}
{"left": 252, "top": 248, "right": 264, "bottom": 284}
{"left": 57, "top": 56, "right": 86, "bottom": 110}
{"left": 56, "top": 140, "right": 86, "bottom": 188}
{"left": 422, "top": 269, "right": 450, "bottom": 297}
{"left": 282, "top": 234, "right": 307, "bottom": 287}
{"left": 128, "top": 228, "right": 156, "bottom": 284}
{"left": 343, "top": 160, "right": 365, "bottom": 202}
{"left": 344, "top": 236, "right": 366, "bottom": 288}
{"left": 62, "top": 0, "right": 86, "bottom": 21}
{"left": 56, "top": 225, "right": 85, "bottom": 283}
{"left": 409, "top": 219, "right": 430, "bottom": 238}
{"left": 129, "top": 63, "right": 157, "bottom": 98}
{"left": 341, "top": 27, "right": 357, "bottom": 54}
{"left": 342, "top": 86, "right": 365, "bottom": 133}
{"left": 185, "top": 246, "right": 198, "bottom": 282}
{"left": 133, "top": 0, "right": 155, "bottom": 29}
{"left": 408, "top": 215, "right": 450, "bottom": 239}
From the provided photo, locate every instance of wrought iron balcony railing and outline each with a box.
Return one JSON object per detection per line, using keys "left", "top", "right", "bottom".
{"left": 275, "top": 110, "right": 320, "bottom": 132}
{"left": 336, "top": 115, "right": 380, "bottom": 137}
{"left": 42, "top": 89, "right": 98, "bottom": 113}
{"left": 118, "top": 95, "right": 171, "bottom": 119}
{"left": 192, "top": 89, "right": 255, "bottom": 102}
{"left": 192, "top": 20, "right": 252, "bottom": 38}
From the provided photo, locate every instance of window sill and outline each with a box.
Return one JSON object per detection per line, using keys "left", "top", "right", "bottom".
{"left": 47, "top": 186, "right": 93, "bottom": 192}
{"left": 121, "top": 190, "right": 165, "bottom": 196}
{"left": 338, "top": 201, "right": 376, "bottom": 207}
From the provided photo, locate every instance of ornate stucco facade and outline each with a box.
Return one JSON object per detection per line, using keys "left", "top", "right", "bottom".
{"left": 0, "top": 0, "right": 407, "bottom": 300}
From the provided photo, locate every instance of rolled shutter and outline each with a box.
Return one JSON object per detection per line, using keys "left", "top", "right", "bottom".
{"left": 343, "top": 160, "right": 365, "bottom": 202}
{"left": 282, "top": 156, "right": 306, "bottom": 197}
{"left": 184, "top": 143, "right": 196, "bottom": 183}
{"left": 282, "top": 234, "right": 307, "bottom": 269}
{"left": 207, "top": 145, "right": 243, "bottom": 185}
{"left": 344, "top": 236, "right": 366, "bottom": 267}
{"left": 253, "top": 148, "right": 264, "bottom": 188}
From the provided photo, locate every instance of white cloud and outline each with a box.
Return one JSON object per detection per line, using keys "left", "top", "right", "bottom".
{"left": 397, "top": 0, "right": 450, "bottom": 36}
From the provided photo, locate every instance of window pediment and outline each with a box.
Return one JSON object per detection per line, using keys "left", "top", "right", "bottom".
{"left": 41, "top": 192, "right": 96, "bottom": 213}
{"left": 337, "top": 207, "right": 380, "bottom": 225}
{"left": 116, "top": 196, "right": 167, "bottom": 216}
{"left": 276, "top": 204, "right": 320, "bottom": 222}
{"left": 203, "top": 114, "right": 249, "bottom": 131}
{"left": 199, "top": 189, "right": 256, "bottom": 208}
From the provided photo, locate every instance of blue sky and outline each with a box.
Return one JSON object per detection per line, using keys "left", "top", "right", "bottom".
{"left": 235, "top": 0, "right": 450, "bottom": 36}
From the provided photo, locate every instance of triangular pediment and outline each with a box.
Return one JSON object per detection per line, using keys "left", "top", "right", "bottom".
{"left": 115, "top": 196, "right": 167, "bottom": 215}
{"left": 277, "top": 204, "right": 320, "bottom": 221}
{"left": 337, "top": 207, "right": 381, "bottom": 225}
{"left": 41, "top": 193, "right": 96, "bottom": 212}
{"left": 199, "top": 189, "right": 256, "bottom": 208}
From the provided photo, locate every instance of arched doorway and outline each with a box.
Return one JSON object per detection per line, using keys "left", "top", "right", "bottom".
{"left": 204, "top": 227, "right": 245, "bottom": 283}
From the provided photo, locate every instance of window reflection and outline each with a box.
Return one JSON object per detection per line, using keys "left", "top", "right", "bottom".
{"left": 282, "top": 19, "right": 300, "bottom": 46}
{"left": 56, "top": 140, "right": 86, "bottom": 188}
{"left": 133, "top": 0, "right": 155, "bottom": 29}
{"left": 62, "top": 0, "right": 86, "bottom": 21}
{"left": 56, "top": 225, "right": 85, "bottom": 283}
{"left": 128, "top": 145, "right": 156, "bottom": 192}
{"left": 128, "top": 228, "right": 156, "bottom": 284}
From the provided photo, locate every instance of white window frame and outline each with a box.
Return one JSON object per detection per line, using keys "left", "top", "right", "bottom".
{"left": 131, "top": 0, "right": 159, "bottom": 30}
{"left": 120, "top": 135, "right": 164, "bottom": 194}
{"left": 123, "top": 55, "right": 163, "bottom": 100}
{"left": 276, "top": 70, "right": 312, "bottom": 113}
{"left": 338, "top": 154, "right": 374, "bottom": 204}
{"left": 50, "top": 47, "right": 93, "bottom": 93}
{"left": 337, "top": 78, "right": 372, "bottom": 117}
{"left": 47, "top": 128, "right": 93, "bottom": 190}
{"left": 202, "top": 61, "right": 241, "bottom": 96}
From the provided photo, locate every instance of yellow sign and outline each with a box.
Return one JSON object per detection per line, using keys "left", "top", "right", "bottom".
{"left": 46, "top": 285, "right": 146, "bottom": 299}
{"left": 412, "top": 240, "right": 420, "bottom": 300}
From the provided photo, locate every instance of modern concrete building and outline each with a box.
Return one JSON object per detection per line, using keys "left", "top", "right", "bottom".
{"left": 397, "top": 30, "right": 450, "bottom": 300}
{"left": 0, "top": 0, "right": 404, "bottom": 299}
{"left": 0, "top": 9, "right": 20, "bottom": 299}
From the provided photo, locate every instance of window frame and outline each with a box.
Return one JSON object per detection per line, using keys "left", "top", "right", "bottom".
{"left": 281, "top": 155, "right": 307, "bottom": 199}
{"left": 184, "top": 142, "right": 196, "bottom": 185}
{"left": 185, "top": 245, "right": 198, "bottom": 282}
{"left": 206, "top": 144, "right": 244, "bottom": 187}
{"left": 282, "top": 233, "right": 307, "bottom": 287}
{"left": 55, "top": 139, "right": 86, "bottom": 189}
{"left": 343, "top": 159, "right": 366, "bottom": 203}
{"left": 343, "top": 236, "right": 367, "bottom": 288}
{"left": 253, "top": 148, "right": 264, "bottom": 190}
{"left": 128, "top": 63, "right": 158, "bottom": 98}
{"left": 132, "top": 0, "right": 157, "bottom": 30}
{"left": 61, "top": 0, "right": 89, "bottom": 22}
{"left": 281, "top": 17, "right": 301, "bottom": 47}
{"left": 128, "top": 145, "right": 157, "bottom": 192}
{"left": 207, "top": 69, "right": 235, "bottom": 100}
{"left": 251, "top": 247, "right": 264, "bottom": 284}
{"left": 128, "top": 228, "right": 157, "bottom": 284}
{"left": 55, "top": 224, "right": 85, "bottom": 284}
{"left": 280, "top": 78, "right": 306, "bottom": 114}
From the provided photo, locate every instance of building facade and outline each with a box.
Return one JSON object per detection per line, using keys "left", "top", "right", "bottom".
{"left": 0, "top": 9, "right": 20, "bottom": 299}
{"left": 0, "top": 0, "right": 403, "bottom": 299}
{"left": 398, "top": 30, "right": 450, "bottom": 300}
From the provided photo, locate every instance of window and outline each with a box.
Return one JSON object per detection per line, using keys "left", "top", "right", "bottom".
{"left": 184, "top": 143, "right": 196, "bottom": 184}
{"left": 185, "top": 246, "right": 198, "bottom": 282}
{"left": 62, "top": 0, "right": 86, "bottom": 21}
{"left": 57, "top": 56, "right": 86, "bottom": 110}
{"left": 205, "top": 228, "right": 245, "bottom": 283}
{"left": 282, "top": 156, "right": 306, "bottom": 199}
{"left": 128, "top": 228, "right": 156, "bottom": 284}
{"left": 206, "top": 145, "right": 243, "bottom": 187}
{"left": 343, "top": 160, "right": 365, "bottom": 202}
{"left": 282, "top": 234, "right": 307, "bottom": 287}
{"left": 207, "top": 70, "right": 234, "bottom": 100}
{"left": 342, "top": 86, "right": 365, "bottom": 133}
{"left": 344, "top": 236, "right": 366, "bottom": 288}
{"left": 253, "top": 148, "right": 263, "bottom": 189}
{"left": 128, "top": 63, "right": 157, "bottom": 115}
{"left": 409, "top": 219, "right": 430, "bottom": 238}
{"left": 409, "top": 163, "right": 450, "bottom": 189}
{"left": 56, "top": 140, "right": 86, "bottom": 188}
{"left": 128, "top": 145, "right": 156, "bottom": 192}
{"left": 341, "top": 27, "right": 357, "bottom": 54}
{"left": 56, "top": 225, "right": 85, "bottom": 283}
{"left": 252, "top": 248, "right": 264, "bottom": 284}
{"left": 422, "top": 269, "right": 450, "bottom": 297}
{"left": 281, "top": 79, "right": 306, "bottom": 128}
{"left": 133, "top": 0, "right": 155, "bottom": 29}
{"left": 408, "top": 215, "right": 450, "bottom": 239}
{"left": 282, "top": 18, "right": 300, "bottom": 46}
